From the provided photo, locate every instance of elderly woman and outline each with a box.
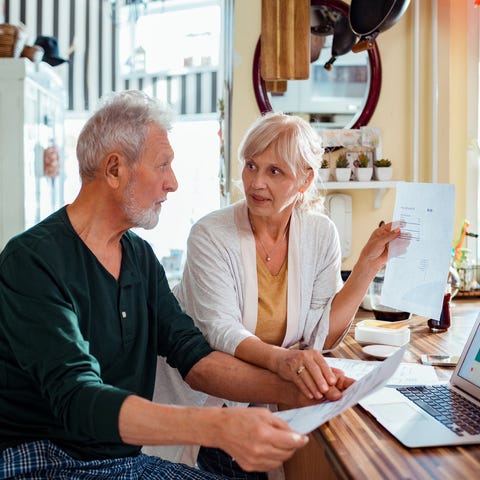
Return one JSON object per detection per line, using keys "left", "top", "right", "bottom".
{"left": 152, "top": 113, "right": 401, "bottom": 479}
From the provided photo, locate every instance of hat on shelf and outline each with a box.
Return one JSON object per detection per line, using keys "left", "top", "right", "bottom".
{"left": 34, "top": 35, "right": 68, "bottom": 66}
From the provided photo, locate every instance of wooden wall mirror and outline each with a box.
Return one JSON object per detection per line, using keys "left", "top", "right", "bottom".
{"left": 253, "top": 0, "right": 382, "bottom": 130}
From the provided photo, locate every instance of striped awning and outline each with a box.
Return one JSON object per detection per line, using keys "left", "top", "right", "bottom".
{"left": 4, "top": 0, "right": 220, "bottom": 116}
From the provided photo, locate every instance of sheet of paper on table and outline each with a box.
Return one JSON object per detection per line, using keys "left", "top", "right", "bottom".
{"left": 381, "top": 182, "right": 455, "bottom": 320}
{"left": 275, "top": 345, "right": 407, "bottom": 434}
{"left": 325, "top": 356, "right": 438, "bottom": 385}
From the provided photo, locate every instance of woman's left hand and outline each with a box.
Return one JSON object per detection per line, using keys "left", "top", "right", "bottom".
{"left": 357, "top": 221, "right": 409, "bottom": 274}
{"left": 273, "top": 348, "right": 348, "bottom": 400}
{"left": 359, "top": 222, "right": 397, "bottom": 270}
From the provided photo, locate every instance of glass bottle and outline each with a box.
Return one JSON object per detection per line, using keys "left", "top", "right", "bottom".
{"left": 428, "top": 285, "right": 452, "bottom": 332}
{"left": 456, "top": 249, "right": 474, "bottom": 292}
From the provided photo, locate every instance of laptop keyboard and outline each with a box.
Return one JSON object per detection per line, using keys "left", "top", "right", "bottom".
{"left": 397, "top": 385, "right": 480, "bottom": 436}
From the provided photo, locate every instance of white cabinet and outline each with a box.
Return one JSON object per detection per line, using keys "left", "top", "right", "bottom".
{"left": 0, "top": 58, "right": 65, "bottom": 249}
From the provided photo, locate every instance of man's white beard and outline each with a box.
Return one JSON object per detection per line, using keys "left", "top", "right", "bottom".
{"left": 124, "top": 179, "right": 161, "bottom": 230}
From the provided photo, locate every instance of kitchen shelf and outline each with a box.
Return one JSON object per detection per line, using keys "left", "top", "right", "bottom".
{"left": 320, "top": 181, "right": 397, "bottom": 209}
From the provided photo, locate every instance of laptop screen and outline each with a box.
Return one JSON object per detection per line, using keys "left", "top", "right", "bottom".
{"left": 457, "top": 316, "right": 480, "bottom": 390}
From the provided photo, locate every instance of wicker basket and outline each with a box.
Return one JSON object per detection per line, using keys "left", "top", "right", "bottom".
{"left": 0, "top": 23, "right": 27, "bottom": 58}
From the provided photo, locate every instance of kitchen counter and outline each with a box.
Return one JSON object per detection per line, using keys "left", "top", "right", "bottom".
{"left": 285, "top": 298, "right": 480, "bottom": 480}
{"left": 315, "top": 298, "right": 480, "bottom": 479}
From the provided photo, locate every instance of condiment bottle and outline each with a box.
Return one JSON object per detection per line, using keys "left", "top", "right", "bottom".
{"left": 428, "top": 285, "right": 452, "bottom": 332}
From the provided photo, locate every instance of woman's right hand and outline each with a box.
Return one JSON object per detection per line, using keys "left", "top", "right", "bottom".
{"left": 273, "top": 348, "right": 354, "bottom": 401}
{"left": 235, "top": 337, "right": 354, "bottom": 402}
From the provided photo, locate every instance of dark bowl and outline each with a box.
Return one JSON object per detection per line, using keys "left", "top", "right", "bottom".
{"left": 372, "top": 309, "right": 411, "bottom": 321}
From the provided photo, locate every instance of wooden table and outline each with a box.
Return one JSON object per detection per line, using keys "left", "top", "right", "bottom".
{"left": 311, "top": 298, "right": 480, "bottom": 480}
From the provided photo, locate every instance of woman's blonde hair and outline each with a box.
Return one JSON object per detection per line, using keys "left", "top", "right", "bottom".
{"left": 238, "top": 112, "right": 325, "bottom": 212}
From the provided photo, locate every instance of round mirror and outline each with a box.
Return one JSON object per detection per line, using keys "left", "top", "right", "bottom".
{"left": 252, "top": 0, "right": 382, "bottom": 130}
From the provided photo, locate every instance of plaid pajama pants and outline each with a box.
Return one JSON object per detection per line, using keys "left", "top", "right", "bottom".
{"left": 0, "top": 441, "right": 225, "bottom": 480}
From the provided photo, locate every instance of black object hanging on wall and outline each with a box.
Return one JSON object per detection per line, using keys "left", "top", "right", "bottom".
{"left": 349, "top": 0, "right": 412, "bottom": 52}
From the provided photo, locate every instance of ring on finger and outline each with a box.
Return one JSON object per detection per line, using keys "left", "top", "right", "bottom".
{"left": 297, "top": 365, "right": 306, "bottom": 375}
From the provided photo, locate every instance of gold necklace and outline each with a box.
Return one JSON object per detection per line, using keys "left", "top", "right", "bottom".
{"left": 249, "top": 215, "right": 289, "bottom": 262}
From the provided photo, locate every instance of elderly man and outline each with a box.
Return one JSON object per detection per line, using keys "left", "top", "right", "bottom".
{"left": 0, "top": 91, "right": 352, "bottom": 479}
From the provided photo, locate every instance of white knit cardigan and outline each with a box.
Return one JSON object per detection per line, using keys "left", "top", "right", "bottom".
{"left": 146, "top": 200, "right": 344, "bottom": 473}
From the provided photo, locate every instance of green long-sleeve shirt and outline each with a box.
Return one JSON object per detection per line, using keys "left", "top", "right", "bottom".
{"left": 0, "top": 207, "right": 213, "bottom": 460}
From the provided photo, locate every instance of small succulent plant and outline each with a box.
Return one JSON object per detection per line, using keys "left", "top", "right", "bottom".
{"left": 336, "top": 154, "right": 349, "bottom": 168}
{"left": 357, "top": 153, "right": 370, "bottom": 168}
{"left": 374, "top": 158, "right": 392, "bottom": 167}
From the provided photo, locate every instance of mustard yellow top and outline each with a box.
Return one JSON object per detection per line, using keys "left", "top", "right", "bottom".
{"left": 254, "top": 252, "right": 288, "bottom": 346}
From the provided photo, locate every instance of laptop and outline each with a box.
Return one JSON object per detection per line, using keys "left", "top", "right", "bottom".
{"left": 359, "top": 312, "right": 480, "bottom": 448}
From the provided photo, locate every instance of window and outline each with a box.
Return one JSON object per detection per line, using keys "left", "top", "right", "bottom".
{"left": 117, "top": 0, "right": 227, "bottom": 283}
{"left": 62, "top": 0, "right": 230, "bottom": 285}
{"left": 119, "top": 1, "right": 220, "bottom": 76}
{"left": 133, "top": 118, "right": 222, "bottom": 284}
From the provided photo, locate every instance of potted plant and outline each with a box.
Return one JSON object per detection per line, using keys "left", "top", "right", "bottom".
{"left": 373, "top": 158, "right": 393, "bottom": 181}
{"left": 335, "top": 154, "right": 351, "bottom": 182}
{"left": 318, "top": 157, "right": 331, "bottom": 183}
{"left": 355, "top": 153, "right": 373, "bottom": 182}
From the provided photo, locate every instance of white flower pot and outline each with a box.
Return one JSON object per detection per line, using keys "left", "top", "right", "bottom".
{"left": 335, "top": 168, "right": 351, "bottom": 182}
{"left": 318, "top": 168, "right": 331, "bottom": 183}
{"left": 356, "top": 167, "right": 373, "bottom": 182}
{"left": 374, "top": 166, "right": 393, "bottom": 181}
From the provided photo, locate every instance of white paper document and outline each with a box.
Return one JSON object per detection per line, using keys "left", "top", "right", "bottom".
{"left": 275, "top": 345, "right": 406, "bottom": 434}
{"left": 381, "top": 182, "right": 455, "bottom": 320}
{"left": 325, "top": 357, "right": 438, "bottom": 385}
